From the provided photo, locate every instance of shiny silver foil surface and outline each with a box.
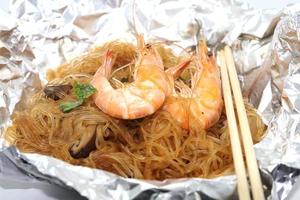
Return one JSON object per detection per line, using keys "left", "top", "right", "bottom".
{"left": 1, "top": 0, "right": 300, "bottom": 199}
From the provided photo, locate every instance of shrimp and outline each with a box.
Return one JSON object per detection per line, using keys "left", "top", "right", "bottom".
{"left": 91, "top": 35, "right": 189, "bottom": 120}
{"left": 162, "top": 40, "right": 223, "bottom": 130}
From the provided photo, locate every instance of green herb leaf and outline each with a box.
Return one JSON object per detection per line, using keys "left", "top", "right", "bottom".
{"left": 59, "top": 82, "right": 96, "bottom": 113}
{"left": 59, "top": 99, "right": 84, "bottom": 113}
{"left": 74, "top": 82, "right": 97, "bottom": 100}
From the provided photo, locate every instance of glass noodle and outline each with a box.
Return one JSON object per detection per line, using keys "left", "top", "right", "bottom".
{"left": 5, "top": 41, "right": 266, "bottom": 180}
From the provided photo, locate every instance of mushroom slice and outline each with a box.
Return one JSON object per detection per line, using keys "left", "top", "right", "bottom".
{"left": 44, "top": 84, "right": 72, "bottom": 100}
{"left": 69, "top": 125, "right": 97, "bottom": 158}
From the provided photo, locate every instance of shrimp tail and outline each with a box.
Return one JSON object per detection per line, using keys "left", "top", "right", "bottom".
{"left": 102, "top": 50, "right": 115, "bottom": 78}
{"left": 93, "top": 50, "right": 115, "bottom": 78}
{"left": 165, "top": 59, "right": 192, "bottom": 79}
{"left": 197, "top": 40, "right": 208, "bottom": 61}
{"left": 192, "top": 41, "right": 212, "bottom": 88}
{"left": 91, "top": 50, "right": 115, "bottom": 90}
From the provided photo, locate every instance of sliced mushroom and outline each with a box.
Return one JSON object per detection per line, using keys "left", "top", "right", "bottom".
{"left": 69, "top": 125, "right": 97, "bottom": 159}
{"left": 44, "top": 84, "right": 72, "bottom": 100}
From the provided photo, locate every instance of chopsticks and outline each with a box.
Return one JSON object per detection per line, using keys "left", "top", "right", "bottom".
{"left": 218, "top": 46, "right": 265, "bottom": 200}
{"left": 218, "top": 50, "right": 251, "bottom": 200}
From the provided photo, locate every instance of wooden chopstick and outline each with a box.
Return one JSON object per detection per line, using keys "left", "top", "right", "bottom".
{"left": 224, "top": 46, "right": 265, "bottom": 200}
{"left": 219, "top": 50, "right": 251, "bottom": 200}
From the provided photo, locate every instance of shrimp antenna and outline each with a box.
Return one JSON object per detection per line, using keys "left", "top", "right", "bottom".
{"left": 146, "top": 40, "right": 194, "bottom": 56}
{"left": 110, "top": 61, "right": 134, "bottom": 78}
{"left": 165, "top": 41, "right": 194, "bottom": 56}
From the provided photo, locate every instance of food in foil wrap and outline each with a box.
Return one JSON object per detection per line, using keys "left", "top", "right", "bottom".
{"left": 1, "top": 0, "right": 300, "bottom": 199}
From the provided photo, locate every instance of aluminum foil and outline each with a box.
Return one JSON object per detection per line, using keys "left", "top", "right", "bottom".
{"left": 1, "top": 0, "right": 300, "bottom": 199}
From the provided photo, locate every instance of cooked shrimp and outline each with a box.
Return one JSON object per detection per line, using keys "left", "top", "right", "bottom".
{"left": 162, "top": 40, "right": 223, "bottom": 130}
{"left": 91, "top": 35, "right": 177, "bottom": 119}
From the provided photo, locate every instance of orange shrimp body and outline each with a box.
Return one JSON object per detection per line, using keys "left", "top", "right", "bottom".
{"left": 163, "top": 41, "right": 223, "bottom": 130}
{"left": 91, "top": 35, "right": 173, "bottom": 119}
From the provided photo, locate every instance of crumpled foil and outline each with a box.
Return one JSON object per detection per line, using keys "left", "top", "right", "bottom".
{"left": 1, "top": 0, "right": 300, "bottom": 199}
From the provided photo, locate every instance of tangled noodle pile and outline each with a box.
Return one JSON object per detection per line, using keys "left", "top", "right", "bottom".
{"left": 5, "top": 41, "right": 266, "bottom": 180}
